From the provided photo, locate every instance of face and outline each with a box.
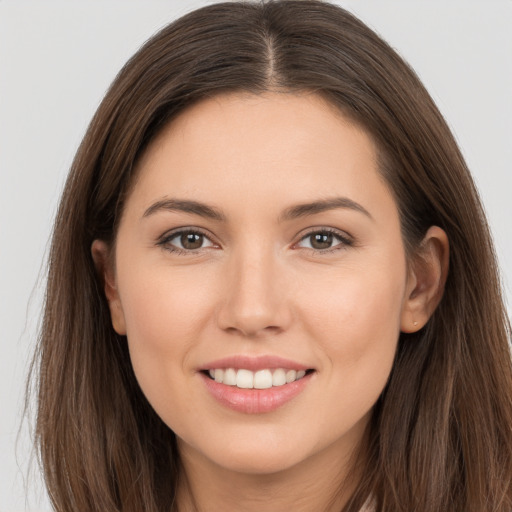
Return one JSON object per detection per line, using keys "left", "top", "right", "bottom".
{"left": 99, "top": 92, "right": 417, "bottom": 477}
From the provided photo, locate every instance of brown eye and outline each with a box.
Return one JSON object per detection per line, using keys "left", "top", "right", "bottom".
{"left": 161, "top": 230, "right": 215, "bottom": 252}
{"left": 181, "top": 232, "right": 204, "bottom": 250}
{"left": 310, "top": 232, "right": 334, "bottom": 249}
{"left": 296, "top": 229, "right": 351, "bottom": 252}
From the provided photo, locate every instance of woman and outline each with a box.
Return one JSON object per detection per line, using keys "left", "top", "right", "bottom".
{"left": 34, "top": 1, "right": 512, "bottom": 511}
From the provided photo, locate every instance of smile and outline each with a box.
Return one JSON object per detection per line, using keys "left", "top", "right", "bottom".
{"left": 199, "top": 356, "right": 315, "bottom": 414}
{"left": 207, "top": 368, "right": 308, "bottom": 389}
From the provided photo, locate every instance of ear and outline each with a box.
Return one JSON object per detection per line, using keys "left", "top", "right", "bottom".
{"left": 91, "top": 239, "right": 127, "bottom": 335}
{"left": 400, "top": 226, "right": 449, "bottom": 333}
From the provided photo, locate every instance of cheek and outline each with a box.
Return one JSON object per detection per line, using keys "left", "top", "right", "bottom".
{"left": 297, "top": 259, "right": 406, "bottom": 411}
{"left": 119, "top": 263, "right": 216, "bottom": 349}
{"left": 301, "top": 260, "right": 405, "bottom": 339}
{"left": 116, "top": 262, "right": 220, "bottom": 410}
{"left": 115, "top": 264, "right": 220, "bottom": 435}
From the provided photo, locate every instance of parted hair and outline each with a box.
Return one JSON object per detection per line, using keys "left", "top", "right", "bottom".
{"left": 32, "top": 1, "right": 512, "bottom": 511}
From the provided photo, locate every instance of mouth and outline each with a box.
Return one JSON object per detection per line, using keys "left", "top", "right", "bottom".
{"left": 199, "top": 356, "right": 315, "bottom": 414}
{"left": 202, "top": 367, "right": 313, "bottom": 389}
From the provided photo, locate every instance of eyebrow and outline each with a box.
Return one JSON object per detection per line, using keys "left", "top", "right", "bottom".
{"left": 142, "top": 198, "right": 227, "bottom": 221}
{"left": 142, "top": 196, "right": 373, "bottom": 222}
{"left": 279, "top": 197, "right": 373, "bottom": 222}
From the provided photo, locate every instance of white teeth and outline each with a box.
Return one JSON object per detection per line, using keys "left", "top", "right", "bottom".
{"left": 223, "top": 367, "right": 237, "bottom": 386}
{"left": 272, "top": 368, "right": 286, "bottom": 386}
{"left": 285, "top": 369, "right": 297, "bottom": 383}
{"left": 236, "top": 369, "right": 254, "bottom": 389}
{"left": 254, "top": 369, "right": 273, "bottom": 389}
{"left": 207, "top": 367, "right": 309, "bottom": 389}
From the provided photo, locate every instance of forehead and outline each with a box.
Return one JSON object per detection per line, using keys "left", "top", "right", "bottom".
{"left": 128, "top": 91, "right": 396, "bottom": 222}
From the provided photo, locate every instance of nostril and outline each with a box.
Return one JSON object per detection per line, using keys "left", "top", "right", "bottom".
{"left": 223, "top": 325, "right": 284, "bottom": 338}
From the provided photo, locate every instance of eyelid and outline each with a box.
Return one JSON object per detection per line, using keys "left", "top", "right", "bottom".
{"left": 156, "top": 225, "right": 353, "bottom": 255}
{"left": 156, "top": 226, "right": 219, "bottom": 253}
{"left": 292, "top": 226, "right": 354, "bottom": 252}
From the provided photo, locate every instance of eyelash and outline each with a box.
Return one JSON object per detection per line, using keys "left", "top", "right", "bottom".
{"left": 294, "top": 227, "right": 353, "bottom": 254}
{"left": 157, "top": 227, "right": 353, "bottom": 255}
{"left": 157, "top": 228, "right": 217, "bottom": 255}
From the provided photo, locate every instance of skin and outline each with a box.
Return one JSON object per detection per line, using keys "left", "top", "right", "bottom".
{"left": 93, "top": 92, "right": 448, "bottom": 511}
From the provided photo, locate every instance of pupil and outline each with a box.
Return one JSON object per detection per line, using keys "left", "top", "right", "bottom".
{"left": 311, "top": 233, "right": 332, "bottom": 249}
{"left": 181, "top": 233, "right": 203, "bottom": 249}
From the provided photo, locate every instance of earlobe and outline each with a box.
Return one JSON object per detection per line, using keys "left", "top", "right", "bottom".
{"left": 400, "top": 226, "right": 449, "bottom": 333}
{"left": 91, "top": 239, "right": 127, "bottom": 335}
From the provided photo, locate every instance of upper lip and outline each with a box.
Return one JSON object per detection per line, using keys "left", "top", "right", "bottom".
{"left": 199, "top": 355, "right": 312, "bottom": 372}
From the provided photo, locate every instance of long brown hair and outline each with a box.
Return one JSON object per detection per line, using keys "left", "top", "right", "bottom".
{"left": 32, "top": 1, "right": 512, "bottom": 511}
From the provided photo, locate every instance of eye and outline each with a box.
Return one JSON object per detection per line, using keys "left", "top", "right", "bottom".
{"left": 295, "top": 229, "right": 352, "bottom": 252}
{"left": 158, "top": 229, "right": 216, "bottom": 253}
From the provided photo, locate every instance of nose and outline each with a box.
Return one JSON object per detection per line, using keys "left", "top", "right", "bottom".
{"left": 216, "top": 245, "right": 292, "bottom": 338}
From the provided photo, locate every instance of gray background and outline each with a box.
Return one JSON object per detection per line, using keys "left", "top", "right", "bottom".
{"left": 1, "top": 1, "right": 511, "bottom": 510}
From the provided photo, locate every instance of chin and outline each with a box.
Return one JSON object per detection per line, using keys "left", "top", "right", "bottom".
{"left": 178, "top": 425, "right": 314, "bottom": 476}
{"left": 209, "top": 446, "right": 306, "bottom": 476}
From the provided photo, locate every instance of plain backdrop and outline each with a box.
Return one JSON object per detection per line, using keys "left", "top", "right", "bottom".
{"left": 1, "top": 1, "right": 511, "bottom": 510}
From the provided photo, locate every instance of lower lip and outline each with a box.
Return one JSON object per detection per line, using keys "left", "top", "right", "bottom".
{"left": 201, "top": 372, "right": 313, "bottom": 414}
